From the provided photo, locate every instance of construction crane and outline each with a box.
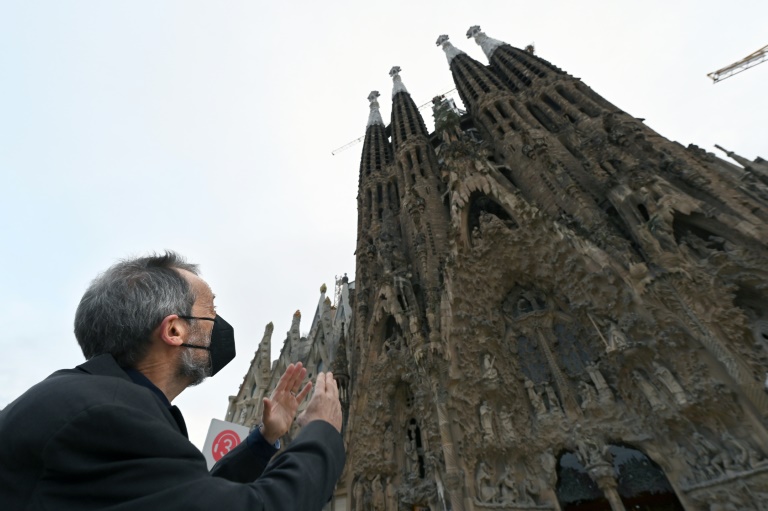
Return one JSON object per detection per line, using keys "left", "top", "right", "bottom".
{"left": 707, "top": 44, "right": 768, "bottom": 83}
{"left": 331, "top": 87, "right": 459, "bottom": 155}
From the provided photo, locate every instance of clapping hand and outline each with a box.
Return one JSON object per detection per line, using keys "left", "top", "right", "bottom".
{"left": 261, "top": 363, "right": 312, "bottom": 444}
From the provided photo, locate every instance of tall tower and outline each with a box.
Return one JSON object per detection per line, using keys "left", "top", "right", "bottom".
{"left": 339, "top": 27, "right": 768, "bottom": 511}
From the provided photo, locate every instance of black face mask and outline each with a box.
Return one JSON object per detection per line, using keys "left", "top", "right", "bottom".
{"left": 178, "top": 315, "right": 236, "bottom": 376}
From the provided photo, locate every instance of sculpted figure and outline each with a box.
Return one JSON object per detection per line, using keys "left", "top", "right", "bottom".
{"left": 520, "top": 477, "right": 540, "bottom": 505}
{"left": 606, "top": 323, "right": 630, "bottom": 352}
{"left": 385, "top": 477, "right": 396, "bottom": 511}
{"left": 476, "top": 461, "right": 497, "bottom": 503}
{"left": 525, "top": 379, "right": 547, "bottom": 416}
{"left": 483, "top": 354, "right": 499, "bottom": 384}
{"left": 372, "top": 474, "right": 385, "bottom": 511}
{"left": 692, "top": 432, "right": 724, "bottom": 477}
{"left": 498, "top": 406, "right": 516, "bottom": 443}
{"left": 632, "top": 371, "right": 665, "bottom": 411}
{"left": 353, "top": 478, "right": 368, "bottom": 511}
{"left": 652, "top": 362, "right": 687, "bottom": 406}
{"left": 479, "top": 401, "right": 495, "bottom": 441}
{"left": 498, "top": 465, "right": 519, "bottom": 504}
{"left": 586, "top": 364, "right": 613, "bottom": 403}
{"left": 579, "top": 381, "right": 598, "bottom": 409}
{"left": 405, "top": 424, "right": 420, "bottom": 475}
{"left": 543, "top": 383, "right": 562, "bottom": 415}
{"left": 540, "top": 449, "right": 557, "bottom": 486}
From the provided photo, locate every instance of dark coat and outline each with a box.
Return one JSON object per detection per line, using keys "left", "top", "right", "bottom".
{"left": 0, "top": 355, "right": 345, "bottom": 510}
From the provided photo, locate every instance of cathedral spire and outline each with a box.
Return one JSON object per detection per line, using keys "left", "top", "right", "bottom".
{"left": 390, "top": 67, "right": 429, "bottom": 148}
{"left": 466, "top": 25, "right": 504, "bottom": 59}
{"left": 367, "top": 91, "right": 384, "bottom": 127}
{"left": 389, "top": 66, "right": 408, "bottom": 97}
{"left": 436, "top": 34, "right": 465, "bottom": 65}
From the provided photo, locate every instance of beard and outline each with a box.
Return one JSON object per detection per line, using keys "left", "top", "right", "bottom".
{"left": 177, "top": 324, "right": 211, "bottom": 387}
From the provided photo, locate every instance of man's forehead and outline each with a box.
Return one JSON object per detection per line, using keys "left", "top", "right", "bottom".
{"left": 176, "top": 268, "right": 214, "bottom": 299}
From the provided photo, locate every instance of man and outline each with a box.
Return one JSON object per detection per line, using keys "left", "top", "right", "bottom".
{"left": 0, "top": 252, "right": 345, "bottom": 510}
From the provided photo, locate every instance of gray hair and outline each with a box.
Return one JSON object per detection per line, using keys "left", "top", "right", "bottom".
{"left": 74, "top": 251, "right": 200, "bottom": 367}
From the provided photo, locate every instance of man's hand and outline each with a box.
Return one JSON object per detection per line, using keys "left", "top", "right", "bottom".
{"left": 261, "top": 363, "right": 312, "bottom": 444}
{"left": 297, "top": 372, "right": 342, "bottom": 433}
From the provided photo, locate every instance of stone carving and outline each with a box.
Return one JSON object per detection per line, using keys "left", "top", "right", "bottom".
{"left": 498, "top": 464, "right": 519, "bottom": 504}
{"left": 652, "top": 362, "right": 687, "bottom": 406}
{"left": 520, "top": 477, "right": 540, "bottom": 506}
{"left": 606, "top": 322, "right": 630, "bottom": 353}
{"left": 579, "top": 380, "right": 598, "bottom": 409}
{"left": 405, "top": 424, "right": 420, "bottom": 476}
{"left": 498, "top": 406, "right": 516, "bottom": 443}
{"left": 482, "top": 353, "right": 499, "bottom": 386}
{"left": 543, "top": 383, "right": 563, "bottom": 415}
{"left": 476, "top": 461, "right": 498, "bottom": 503}
{"left": 632, "top": 370, "right": 665, "bottom": 411}
{"left": 479, "top": 401, "right": 495, "bottom": 442}
{"left": 385, "top": 477, "right": 396, "bottom": 511}
{"left": 525, "top": 379, "right": 547, "bottom": 416}
{"left": 353, "top": 477, "right": 368, "bottom": 511}
{"left": 586, "top": 364, "right": 614, "bottom": 403}
{"left": 372, "top": 474, "right": 386, "bottom": 511}
{"left": 540, "top": 449, "right": 557, "bottom": 487}
{"left": 721, "top": 431, "right": 765, "bottom": 470}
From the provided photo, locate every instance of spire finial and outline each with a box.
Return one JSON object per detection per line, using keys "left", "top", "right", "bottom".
{"left": 389, "top": 66, "right": 409, "bottom": 97}
{"left": 466, "top": 25, "right": 504, "bottom": 59}
{"left": 367, "top": 90, "right": 384, "bottom": 127}
{"left": 436, "top": 34, "right": 465, "bottom": 65}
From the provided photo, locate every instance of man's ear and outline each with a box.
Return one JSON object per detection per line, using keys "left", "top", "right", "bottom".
{"left": 155, "top": 315, "right": 186, "bottom": 347}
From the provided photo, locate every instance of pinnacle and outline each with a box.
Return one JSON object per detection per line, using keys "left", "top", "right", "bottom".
{"left": 389, "top": 66, "right": 409, "bottom": 97}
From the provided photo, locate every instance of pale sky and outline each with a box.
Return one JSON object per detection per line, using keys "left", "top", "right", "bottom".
{"left": 1, "top": 0, "right": 766, "bottom": 448}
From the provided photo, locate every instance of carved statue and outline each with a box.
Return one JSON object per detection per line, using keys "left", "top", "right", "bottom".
{"left": 692, "top": 432, "right": 725, "bottom": 477}
{"left": 586, "top": 364, "right": 613, "bottom": 403}
{"left": 525, "top": 379, "right": 547, "bottom": 416}
{"left": 479, "top": 401, "right": 495, "bottom": 441}
{"left": 476, "top": 461, "right": 497, "bottom": 503}
{"left": 372, "top": 474, "right": 385, "bottom": 511}
{"left": 385, "top": 477, "right": 396, "bottom": 511}
{"left": 632, "top": 371, "right": 665, "bottom": 411}
{"left": 652, "top": 362, "right": 687, "bottom": 406}
{"left": 721, "top": 431, "right": 765, "bottom": 470}
{"left": 498, "top": 406, "right": 516, "bottom": 443}
{"left": 579, "top": 381, "right": 598, "bottom": 409}
{"left": 543, "top": 383, "right": 562, "bottom": 415}
{"left": 353, "top": 477, "right": 368, "bottom": 511}
{"left": 498, "top": 464, "right": 519, "bottom": 504}
{"left": 482, "top": 353, "right": 499, "bottom": 384}
{"left": 540, "top": 449, "right": 557, "bottom": 487}
{"left": 405, "top": 425, "right": 420, "bottom": 475}
{"left": 606, "top": 323, "right": 630, "bottom": 352}
{"left": 520, "top": 477, "right": 540, "bottom": 505}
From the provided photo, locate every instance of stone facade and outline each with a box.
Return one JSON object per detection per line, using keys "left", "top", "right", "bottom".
{"left": 228, "top": 27, "right": 768, "bottom": 511}
{"left": 336, "top": 27, "right": 768, "bottom": 511}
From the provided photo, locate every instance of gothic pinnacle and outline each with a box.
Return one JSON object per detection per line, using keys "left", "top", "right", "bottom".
{"left": 367, "top": 91, "right": 384, "bottom": 127}
{"left": 436, "top": 34, "right": 466, "bottom": 65}
{"left": 467, "top": 25, "right": 504, "bottom": 59}
{"left": 389, "top": 66, "right": 408, "bottom": 98}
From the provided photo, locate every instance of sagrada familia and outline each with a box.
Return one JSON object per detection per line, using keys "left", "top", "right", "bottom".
{"left": 225, "top": 27, "right": 768, "bottom": 511}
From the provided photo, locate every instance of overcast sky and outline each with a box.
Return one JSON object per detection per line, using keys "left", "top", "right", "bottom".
{"left": 1, "top": 0, "right": 765, "bottom": 448}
